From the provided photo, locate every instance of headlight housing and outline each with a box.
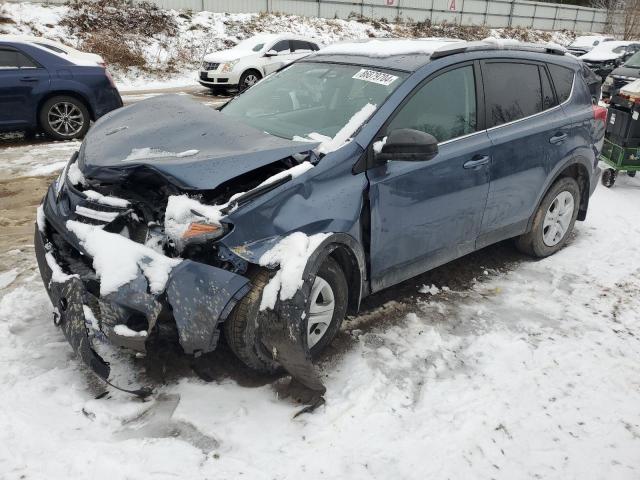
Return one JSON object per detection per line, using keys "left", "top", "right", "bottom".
{"left": 220, "top": 60, "right": 239, "bottom": 73}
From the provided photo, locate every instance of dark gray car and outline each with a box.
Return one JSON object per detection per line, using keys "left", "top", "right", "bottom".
{"left": 35, "top": 39, "right": 604, "bottom": 399}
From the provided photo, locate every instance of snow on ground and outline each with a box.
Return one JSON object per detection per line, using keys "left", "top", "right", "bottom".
{"left": 1, "top": 174, "right": 639, "bottom": 479}
{"left": 0, "top": 139, "right": 80, "bottom": 179}
{"left": 1, "top": 2, "right": 578, "bottom": 91}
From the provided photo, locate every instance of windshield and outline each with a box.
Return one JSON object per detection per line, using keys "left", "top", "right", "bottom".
{"left": 222, "top": 62, "right": 407, "bottom": 140}
{"left": 625, "top": 51, "right": 640, "bottom": 67}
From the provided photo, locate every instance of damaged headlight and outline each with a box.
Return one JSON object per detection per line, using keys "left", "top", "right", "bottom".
{"left": 181, "top": 221, "right": 226, "bottom": 242}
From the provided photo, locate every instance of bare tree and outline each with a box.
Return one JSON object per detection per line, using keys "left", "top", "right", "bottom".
{"left": 622, "top": 0, "right": 640, "bottom": 38}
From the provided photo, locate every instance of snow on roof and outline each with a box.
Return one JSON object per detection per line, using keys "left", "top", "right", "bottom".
{"left": 581, "top": 41, "right": 639, "bottom": 61}
{"left": 319, "top": 38, "right": 466, "bottom": 58}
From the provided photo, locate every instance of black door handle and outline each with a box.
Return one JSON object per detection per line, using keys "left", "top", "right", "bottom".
{"left": 549, "top": 133, "right": 568, "bottom": 144}
{"left": 20, "top": 76, "right": 39, "bottom": 82}
{"left": 463, "top": 155, "right": 490, "bottom": 169}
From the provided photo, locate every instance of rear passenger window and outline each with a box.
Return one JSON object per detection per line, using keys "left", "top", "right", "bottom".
{"left": 540, "top": 66, "right": 557, "bottom": 110}
{"left": 483, "top": 62, "right": 542, "bottom": 128}
{"left": 387, "top": 65, "right": 476, "bottom": 143}
{"left": 548, "top": 64, "right": 574, "bottom": 103}
{"left": 18, "top": 52, "right": 38, "bottom": 68}
{"left": 0, "top": 49, "right": 19, "bottom": 69}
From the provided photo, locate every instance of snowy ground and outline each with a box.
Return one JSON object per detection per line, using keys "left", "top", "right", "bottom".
{"left": 1, "top": 164, "right": 639, "bottom": 478}
{"left": 0, "top": 2, "right": 577, "bottom": 91}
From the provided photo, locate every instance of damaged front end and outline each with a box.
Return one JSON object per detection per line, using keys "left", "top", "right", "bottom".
{"left": 35, "top": 97, "right": 326, "bottom": 395}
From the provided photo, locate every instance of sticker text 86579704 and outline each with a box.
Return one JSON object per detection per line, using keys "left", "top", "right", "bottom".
{"left": 352, "top": 69, "right": 399, "bottom": 86}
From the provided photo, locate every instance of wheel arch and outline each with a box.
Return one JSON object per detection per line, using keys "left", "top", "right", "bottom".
{"left": 240, "top": 68, "right": 263, "bottom": 81}
{"left": 527, "top": 157, "right": 592, "bottom": 232}
{"left": 37, "top": 90, "right": 95, "bottom": 126}
{"left": 300, "top": 233, "right": 367, "bottom": 316}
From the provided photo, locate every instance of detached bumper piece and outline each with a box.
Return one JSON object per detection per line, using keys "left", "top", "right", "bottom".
{"left": 35, "top": 222, "right": 250, "bottom": 395}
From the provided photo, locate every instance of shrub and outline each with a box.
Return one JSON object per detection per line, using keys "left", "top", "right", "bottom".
{"left": 61, "top": 0, "right": 177, "bottom": 38}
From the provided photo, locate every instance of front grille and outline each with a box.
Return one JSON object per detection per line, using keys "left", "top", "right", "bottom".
{"left": 199, "top": 71, "right": 211, "bottom": 81}
{"left": 202, "top": 62, "right": 219, "bottom": 71}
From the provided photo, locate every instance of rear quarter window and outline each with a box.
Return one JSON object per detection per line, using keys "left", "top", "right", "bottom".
{"left": 548, "top": 64, "right": 575, "bottom": 103}
{"left": 482, "top": 62, "right": 543, "bottom": 128}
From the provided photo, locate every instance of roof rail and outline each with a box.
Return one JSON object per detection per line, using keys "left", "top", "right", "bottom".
{"left": 431, "top": 38, "right": 567, "bottom": 59}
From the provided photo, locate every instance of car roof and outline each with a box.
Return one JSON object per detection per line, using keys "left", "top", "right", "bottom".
{"left": 307, "top": 37, "right": 572, "bottom": 72}
{"left": 248, "top": 33, "right": 319, "bottom": 44}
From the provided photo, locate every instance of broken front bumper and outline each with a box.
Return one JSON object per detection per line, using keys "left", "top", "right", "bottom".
{"left": 35, "top": 191, "right": 251, "bottom": 383}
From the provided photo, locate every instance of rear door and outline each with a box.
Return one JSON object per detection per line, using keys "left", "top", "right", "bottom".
{"left": 477, "top": 59, "right": 572, "bottom": 247}
{"left": 0, "top": 46, "right": 50, "bottom": 128}
{"left": 367, "top": 63, "right": 492, "bottom": 291}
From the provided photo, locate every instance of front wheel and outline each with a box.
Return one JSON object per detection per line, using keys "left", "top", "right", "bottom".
{"left": 39, "top": 95, "right": 90, "bottom": 140}
{"left": 515, "top": 177, "right": 580, "bottom": 258}
{"left": 238, "top": 70, "right": 262, "bottom": 92}
{"left": 224, "top": 256, "right": 348, "bottom": 372}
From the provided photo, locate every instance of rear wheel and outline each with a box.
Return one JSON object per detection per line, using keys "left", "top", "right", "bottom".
{"left": 601, "top": 168, "right": 617, "bottom": 187}
{"left": 515, "top": 177, "right": 580, "bottom": 258}
{"left": 39, "top": 95, "right": 90, "bottom": 140}
{"left": 238, "top": 70, "right": 262, "bottom": 92}
{"left": 224, "top": 256, "right": 348, "bottom": 372}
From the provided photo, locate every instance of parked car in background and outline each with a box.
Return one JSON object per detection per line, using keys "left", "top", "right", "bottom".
{"left": 602, "top": 50, "right": 640, "bottom": 100}
{"left": 0, "top": 35, "right": 106, "bottom": 66}
{"left": 198, "top": 33, "right": 320, "bottom": 94}
{"left": 0, "top": 38, "right": 121, "bottom": 140}
{"left": 580, "top": 40, "right": 640, "bottom": 80}
{"left": 567, "top": 35, "right": 614, "bottom": 56}
{"left": 37, "top": 39, "right": 604, "bottom": 394}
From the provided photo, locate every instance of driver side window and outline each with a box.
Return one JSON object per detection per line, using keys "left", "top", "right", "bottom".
{"left": 387, "top": 65, "right": 477, "bottom": 143}
{"left": 271, "top": 41, "right": 290, "bottom": 54}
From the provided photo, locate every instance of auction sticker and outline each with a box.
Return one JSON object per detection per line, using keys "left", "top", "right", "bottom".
{"left": 352, "top": 69, "right": 398, "bottom": 86}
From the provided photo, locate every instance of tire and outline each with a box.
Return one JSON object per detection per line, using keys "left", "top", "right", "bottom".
{"left": 601, "top": 168, "right": 617, "bottom": 187}
{"left": 628, "top": 171, "right": 636, "bottom": 178}
{"left": 224, "top": 256, "right": 348, "bottom": 372}
{"left": 515, "top": 177, "right": 580, "bottom": 258}
{"left": 39, "top": 95, "right": 90, "bottom": 141}
{"left": 238, "top": 70, "right": 262, "bottom": 92}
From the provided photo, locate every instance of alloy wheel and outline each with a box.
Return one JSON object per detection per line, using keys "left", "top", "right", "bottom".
{"left": 48, "top": 102, "right": 85, "bottom": 137}
{"left": 542, "top": 190, "right": 574, "bottom": 247}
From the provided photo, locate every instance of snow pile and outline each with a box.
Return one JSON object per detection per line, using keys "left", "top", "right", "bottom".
{"left": 114, "top": 324, "right": 147, "bottom": 337}
{"left": 44, "top": 252, "right": 78, "bottom": 283}
{"left": 36, "top": 205, "right": 46, "bottom": 233}
{"left": 67, "top": 161, "right": 87, "bottom": 186}
{"left": 295, "top": 103, "right": 376, "bottom": 155}
{"left": 83, "top": 190, "right": 130, "bottom": 208}
{"left": 66, "top": 220, "right": 181, "bottom": 295}
{"left": 123, "top": 147, "right": 199, "bottom": 162}
{"left": 259, "top": 231, "right": 331, "bottom": 310}
{"left": 255, "top": 161, "right": 314, "bottom": 188}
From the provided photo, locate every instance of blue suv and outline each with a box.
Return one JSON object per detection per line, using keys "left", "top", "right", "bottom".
{"left": 35, "top": 39, "right": 604, "bottom": 395}
{"left": 0, "top": 39, "right": 122, "bottom": 140}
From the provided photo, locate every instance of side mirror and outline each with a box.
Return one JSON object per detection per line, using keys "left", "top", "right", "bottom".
{"left": 375, "top": 128, "right": 439, "bottom": 162}
{"left": 264, "top": 50, "right": 279, "bottom": 57}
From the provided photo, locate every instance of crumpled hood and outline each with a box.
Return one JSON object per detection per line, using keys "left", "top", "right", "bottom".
{"left": 79, "top": 95, "right": 318, "bottom": 190}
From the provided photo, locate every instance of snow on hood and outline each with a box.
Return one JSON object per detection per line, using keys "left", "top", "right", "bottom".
{"left": 202, "top": 48, "right": 255, "bottom": 63}
{"left": 569, "top": 35, "right": 610, "bottom": 49}
{"left": 581, "top": 41, "right": 633, "bottom": 61}
{"left": 79, "top": 95, "right": 319, "bottom": 190}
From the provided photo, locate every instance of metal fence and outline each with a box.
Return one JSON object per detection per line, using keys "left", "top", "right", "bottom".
{"left": 8, "top": 0, "right": 611, "bottom": 33}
